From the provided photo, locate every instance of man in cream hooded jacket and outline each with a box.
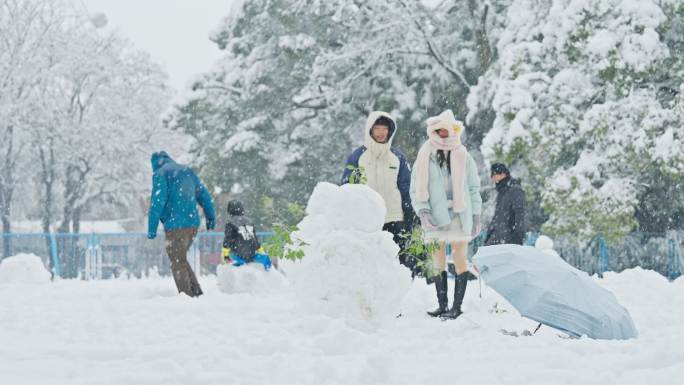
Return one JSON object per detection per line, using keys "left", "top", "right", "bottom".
{"left": 341, "top": 111, "right": 414, "bottom": 268}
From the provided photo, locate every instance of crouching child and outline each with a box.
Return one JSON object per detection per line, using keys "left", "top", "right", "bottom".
{"left": 222, "top": 200, "right": 274, "bottom": 270}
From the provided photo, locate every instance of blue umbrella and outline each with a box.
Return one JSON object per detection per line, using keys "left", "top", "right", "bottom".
{"left": 473, "top": 244, "right": 638, "bottom": 340}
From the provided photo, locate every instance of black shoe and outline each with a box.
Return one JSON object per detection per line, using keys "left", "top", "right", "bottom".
{"left": 440, "top": 307, "right": 462, "bottom": 319}
{"left": 427, "top": 271, "right": 448, "bottom": 317}
{"left": 427, "top": 305, "right": 448, "bottom": 317}
{"left": 190, "top": 282, "right": 204, "bottom": 297}
{"left": 464, "top": 271, "right": 478, "bottom": 281}
{"left": 441, "top": 273, "right": 468, "bottom": 320}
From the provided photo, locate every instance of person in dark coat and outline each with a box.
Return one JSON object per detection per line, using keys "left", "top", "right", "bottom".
{"left": 484, "top": 163, "right": 526, "bottom": 246}
{"left": 147, "top": 151, "right": 216, "bottom": 297}
{"left": 222, "top": 200, "right": 259, "bottom": 262}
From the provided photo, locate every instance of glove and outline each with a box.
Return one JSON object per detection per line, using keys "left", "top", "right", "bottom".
{"left": 222, "top": 247, "right": 230, "bottom": 257}
{"left": 206, "top": 218, "right": 215, "bottom": 230}
{"left": 147, "top": 231, "right": 156, "bottom": 240}
{"left": 471, "top": 215, "right": 482, "bottom": 238}
{"left": 419, "top": 210, "right": 438, "bottom": 231}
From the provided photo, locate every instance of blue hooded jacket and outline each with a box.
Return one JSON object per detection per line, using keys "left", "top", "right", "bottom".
{"left": 147, "top": 152, "right": 216, "bottom": 238}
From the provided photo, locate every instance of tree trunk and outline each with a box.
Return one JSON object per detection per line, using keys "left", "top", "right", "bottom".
{"left": 464, "top": 2, "right": 496, "bottom": 149}
{"left": 57, "top": 217, "right": 71, "bottom": 233}
{"left": 1, "top": 125, "right": 16, "bottom": 259}
{"left": 468, "top": 1, "right": 493, "bottom": 74}
{"left": 38, "top": 139, "right": 57, "bottom": 271}
{"left": 42, "top": 178, "right": 54, "bottom": 272}
{"left": 1, "top": 189, "right": 11, "bottom": 259}
{"left": 72, "top": 207, "right": 81, "bottom": 234}
{"left": 1, "top": 216, "right": 10, "bottom": 259}
{"left": 58, "top": 162, "right": 90, "bottom": 234}
{"left": 58, "top": 164, "right": 76, "bottom": 233}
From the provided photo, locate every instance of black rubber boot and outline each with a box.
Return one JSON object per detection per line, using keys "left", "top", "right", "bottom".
{"left": 441, "top": 273, "right": 468, "bottom": 319}
{"left": 427, "top": 271, "right": 449, "bottom": 317}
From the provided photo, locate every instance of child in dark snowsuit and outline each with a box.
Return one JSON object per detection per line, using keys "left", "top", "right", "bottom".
{"left": 222, "top": 200, "right": 273, "bottom": 270}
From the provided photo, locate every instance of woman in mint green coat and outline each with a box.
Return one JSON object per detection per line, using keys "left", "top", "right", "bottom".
{"left": 410, "top": 110, "right": 482, "bottom": 320}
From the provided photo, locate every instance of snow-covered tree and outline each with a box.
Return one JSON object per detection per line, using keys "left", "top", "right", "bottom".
{"left": 41, "top": 35, "right": 169, "bottom": 234}
{"left": 1, "top": 0, "right": 173, "bottom": 240}
{"left": 1, "top": 0, "right": 66, "bottom": 243}
{"left": 469, "top": 0, "right": 684, "bottom": 241}
{"left": 167, "top": 0, "right": 510, "bottom": 227}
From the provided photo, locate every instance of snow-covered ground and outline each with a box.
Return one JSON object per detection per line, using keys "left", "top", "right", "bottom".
{"left": 2, "top": 183, "right": 683, "bottom": 385}
{"left": 1, "top": 262, "right": 683, "bottom": 385}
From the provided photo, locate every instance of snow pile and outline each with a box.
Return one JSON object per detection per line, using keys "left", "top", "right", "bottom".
{"left": 1, "top": 266, "right": 683, "bottom": 384}
{"left": 284, "top": 182, "right": 412, "bottom": 321}
{"left": 534, "top": 235, "right": 560, "bottom": 258}
{"left": 0, "top": 254, "right": 51, "bottom": 284}
{"left": 216, "top": 263, "right": 288, "bottom": 295}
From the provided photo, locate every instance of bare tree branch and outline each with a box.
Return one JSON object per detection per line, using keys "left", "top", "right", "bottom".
{"left": 396, "top": 0, "right": 471, "bottom": 89}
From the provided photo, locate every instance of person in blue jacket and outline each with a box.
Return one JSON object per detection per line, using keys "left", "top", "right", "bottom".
{"left": 341, "top": 111, "right": 415, "bottom": 271}
{"left": 147, "top": 151, "right": 215, "bottom": 297}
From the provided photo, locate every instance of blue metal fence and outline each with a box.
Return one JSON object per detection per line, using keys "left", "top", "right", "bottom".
{"left": 537, "top": 232, "right": 682, "bottom": 280}
{"left": 1, "top": 230, "right": 682, "bottom": 280}
{"left": 470, "top": 231, "right": 683, "bottom": 281}
{"left": 0, "top": 232, "right": 272, "bottom": 279}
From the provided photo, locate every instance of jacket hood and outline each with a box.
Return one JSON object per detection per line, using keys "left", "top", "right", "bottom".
{"left": 364, "top": 111, "right": 397, "bottom": 149}
{"left": 151, "top": 151, "right": 173, "bottom": 172}
{"left": 227, "top": 200, "right": 245, "bottom": 216}
{"left": 496, "top": 176, "right": 520, "bottom": 192}
{"left": 426, "top": 109, "right": 465, "bottom": 139}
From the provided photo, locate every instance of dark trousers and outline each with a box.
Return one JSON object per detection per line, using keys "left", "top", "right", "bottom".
{"left": 165, "top": 227, "right": 203, "bottom": 297}
{"left": 383, "top": 221, "right": 407, "bottom": 248}
{"left": 383, "top": 221, "right": 412, "bottom": 267}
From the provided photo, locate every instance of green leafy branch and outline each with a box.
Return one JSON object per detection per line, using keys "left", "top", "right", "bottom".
{"left": 400, "top": 226, "right": 440, "bottom": 278}
{"left": 345, "top": 164, "right": 367, "bottom": 184}
{"left": 262, "top": 223, "right": 307, "bottom": 262}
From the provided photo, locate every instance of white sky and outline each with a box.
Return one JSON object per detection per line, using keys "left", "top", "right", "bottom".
{"left": 79, "top": 0, "right": 233, "bottom": 91}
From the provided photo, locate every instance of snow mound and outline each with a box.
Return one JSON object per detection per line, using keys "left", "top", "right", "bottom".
{"left": 0, "top": 254, "right": 51, "bottom": 284}
{"left": 534, "top": 235, "right": 560, "bottom": 257}
{"left": 602, "top": 267, "right": 670, "bottom": 285}
{"left": 673, "top": 274, "right": 684, "bottom": 288}
{"left": 216, "top": 263, "right": 288, "bottom": 295}
{"left": 285, "top": 182, "right": 411, "bottom": 322}
{"left": 300, "top": 181, "right": 386, "bottom": 233}
{"left": 534, "top": 235, "right": 554, "bottom": 250}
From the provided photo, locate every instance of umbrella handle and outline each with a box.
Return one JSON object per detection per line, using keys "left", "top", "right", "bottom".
{"left": 533, "top": 323, "right": 542, "bottom": 335}
{"left": 478, "top": 274, "right": 482, "bottom": 298}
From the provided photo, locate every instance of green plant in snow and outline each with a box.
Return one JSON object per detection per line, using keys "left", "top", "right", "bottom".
{"left": 345, "top": 164, "right": 367, "bottom": 185}
{"left": 262, "top": 223, "right": 307, "bottom": 262}
{"left": 401, "top": 226, "right": 440, "bottom": 278}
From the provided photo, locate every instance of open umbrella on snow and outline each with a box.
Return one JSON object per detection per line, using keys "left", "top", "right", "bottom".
{"left": 473, "top": 244, "right": 638, "bottom": 340}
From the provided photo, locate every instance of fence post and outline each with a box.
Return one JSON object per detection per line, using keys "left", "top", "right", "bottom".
{"left": 191, "top": 234, "right": 201, "bottom": 275}
{"left": 85, "top": 242, "right": 91, "bottom": 280}
{"left": 94, "top": 234, "right": 102, "bottom": 280}
{"left": 597, "top": 235, "right": 609, "bottom": 278}
{"left": 85, "top": 234, "right": 102, "bottom": 280}
{"left": 85, "top": 235, "right": 93, "bottom": 280}
{"left": 668, "top": 235, "right": 681, "bottom": 281}
{"left": 2, "top": 232, "right": 10, "bottom": 259}
{"left": 96, "top": 245, "right": 103, "bottom": 280}
{"left": 524, "top": 232, "right": 539, "bottom": 246}
{"left": 49, "top": 233, "right": 61, "bottom": 278}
